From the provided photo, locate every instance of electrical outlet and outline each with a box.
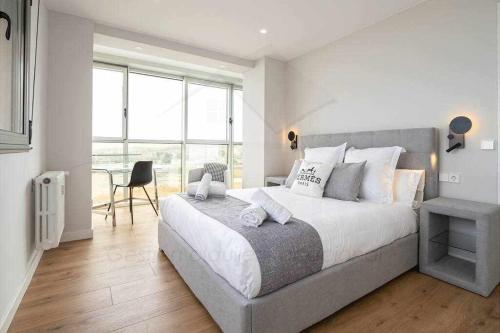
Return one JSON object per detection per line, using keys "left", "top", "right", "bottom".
{"left": 448, "top": 173, "right": 461, "bottom": 183}
{"left": 481, "top": 140, "right": 495, "bottom": 150}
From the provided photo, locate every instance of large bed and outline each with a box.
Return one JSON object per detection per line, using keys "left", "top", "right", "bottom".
{"left": 158, "top": 128, "right": 439, "bottom": 333}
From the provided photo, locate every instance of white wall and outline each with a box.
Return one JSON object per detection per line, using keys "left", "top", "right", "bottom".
{"left": 243, "top": 57, "right": 288, "bottom": 187}
{"left": 0, "top": 2, "right": 49, "bottom": 331}
{"left": 285, "top": 0, "right": 498, "bottom": 204}
{"left": 47, "top": 11, "right": 94, "bottom": 240}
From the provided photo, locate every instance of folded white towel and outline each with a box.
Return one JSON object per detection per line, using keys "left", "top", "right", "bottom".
{"left": 239, "top": 204, "right": 267, "bottom": 228}
{"left": 195, "top": 173, "right": 212, "bottom": 201}
{"left": 250, "top": 189, "right": 292, "bottom": 224}
{"left": 187, "top": 181, "right": 226, "bottom": 198}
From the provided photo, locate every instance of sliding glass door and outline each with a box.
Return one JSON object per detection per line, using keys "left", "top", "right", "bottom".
{"left": 92, "top": 63, "right": 243, "bottom": 205}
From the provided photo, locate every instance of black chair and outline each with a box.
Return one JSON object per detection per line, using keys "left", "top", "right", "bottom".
{"left": 106, "top": 161, "right": 158, "bottom": 224}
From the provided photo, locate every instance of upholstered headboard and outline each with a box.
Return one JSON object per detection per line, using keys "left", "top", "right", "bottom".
{"left": 299, "top": 128, "right": 439, "bottom": 200}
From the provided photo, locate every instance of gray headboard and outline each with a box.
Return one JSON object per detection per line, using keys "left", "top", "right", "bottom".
{"left": 299, "top": 128, "right": 439, "bottom": 200}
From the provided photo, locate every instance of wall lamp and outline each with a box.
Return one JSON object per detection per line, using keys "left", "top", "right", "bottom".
{"left": 288, "top": 131, "right": 298, "bottom": 150}
{"left": 446, "top": 116, "right": 472, "bottom": 153}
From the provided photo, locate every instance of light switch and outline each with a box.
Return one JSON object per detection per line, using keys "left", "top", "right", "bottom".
{"left": 439, "top": 173, "right": 449, "bottom": 182}
{"left": 481, "top": 140, "right": 495, "bottom": 150}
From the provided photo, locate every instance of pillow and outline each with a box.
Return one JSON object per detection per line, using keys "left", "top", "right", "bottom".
{"left": 324, "top": 162, "right": 366, "bottom": 201}
{"left": 304, "top": 143, "right": 347, "bottom": 165}
{"left": 291, "top": 161, "right": 333, "bottom": 198}
{"left": 203, "top": 162, "right": 227, "bottom": 182}
{"left": 393, "top": 169, "right": 425, "bottom": 208}
{"left": 344, "top": 146, "right": 404, "bottom": 203}
{"left": 187, "top": 181, "right": 227, "bottom": 198}
{"left": 285, "top": 159, "right": 302, "bottom": 188}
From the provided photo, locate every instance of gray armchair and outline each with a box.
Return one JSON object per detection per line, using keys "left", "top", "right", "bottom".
{"left": 188, "top": 167, "right": 231, "bottom": 188}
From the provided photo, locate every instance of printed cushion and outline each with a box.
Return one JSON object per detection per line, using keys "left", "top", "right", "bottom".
{"left": 204, "top": 162, "right": 227, "bottom": 182}
{"left": 291, "top": 161, "right": 334, "bottom": 198}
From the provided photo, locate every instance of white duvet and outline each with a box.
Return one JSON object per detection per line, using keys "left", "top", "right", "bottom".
{"left": 159, "top": 186, "right": 417, "bottom": 299}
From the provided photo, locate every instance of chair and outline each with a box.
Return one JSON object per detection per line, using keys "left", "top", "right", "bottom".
{"left": 106, "top": 161, "right": 158, "bottom": 224}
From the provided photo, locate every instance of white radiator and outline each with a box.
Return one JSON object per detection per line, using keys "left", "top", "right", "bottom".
{"left": 35, "top": 171, "right": 66, "bottom": 250}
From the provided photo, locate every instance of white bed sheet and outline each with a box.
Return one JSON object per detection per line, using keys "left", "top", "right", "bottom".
{"left": 159, "top": 186, "right": 417, "bottom": 299}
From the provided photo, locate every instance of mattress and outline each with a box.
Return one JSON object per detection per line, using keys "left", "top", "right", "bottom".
{"left": 159, "top": 186, "right": 417, "bottom": 298}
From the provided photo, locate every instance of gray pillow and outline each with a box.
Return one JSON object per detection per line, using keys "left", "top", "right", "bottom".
{"left": 285, "top": 159, "right": 302, "bottom": 188}
{"left": 323, "top": 162, "right": 366, "bottom": 201}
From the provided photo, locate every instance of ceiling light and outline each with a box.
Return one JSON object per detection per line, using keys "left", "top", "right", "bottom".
{"left": 134, "top": 46, "right": 143, "bottom": 51}
{"left": 259, "top": 28, "right": 267, "bottom": 34}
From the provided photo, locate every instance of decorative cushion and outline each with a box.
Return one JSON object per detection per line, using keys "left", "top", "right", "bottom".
{"left": 285, "top": 159, "right": 302, "bottom": 188}
{"left": 187, "top": 181, "right": 227, "bottom": 198}
{"left": 393, "top": 169, "right": 425, "bottom": 208}
{"left": 304, "top": 143, "right": 347, "bottom": 165}
{"left": 344, "top": 146, "right": 404, "bottom": 203}
{"left": 324, "top": 162, "right": 366, "bottom": 201}
{"left": 290, "top": 161, "right": 334, "bottom": 198}
{"left": 203, "top": 162, "right": 227, "bottom": 182}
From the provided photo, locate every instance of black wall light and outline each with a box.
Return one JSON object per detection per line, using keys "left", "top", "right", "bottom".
{"left": 288, "top": 131, "right": 298, "bottom": 150}
{"left": 446, "top": 116, "right": 472, "bottom": 153}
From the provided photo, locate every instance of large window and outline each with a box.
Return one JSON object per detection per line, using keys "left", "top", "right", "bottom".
{"left": 92, "top": 64, "right": 243, "bottom": 203}
{"left": 128, "top": 73, "right": 183, "bottom": 141}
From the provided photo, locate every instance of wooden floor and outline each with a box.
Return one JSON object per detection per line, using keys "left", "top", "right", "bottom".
{"left": 9, "top": 205, "right": 500, "bottom": 333}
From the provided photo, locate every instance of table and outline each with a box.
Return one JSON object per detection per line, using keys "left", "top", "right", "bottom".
{"left": 265, "top": 176, "right": 287, "bottom": 187}
{"left": 92, "top": 164, "right": 167, "bottom": 226}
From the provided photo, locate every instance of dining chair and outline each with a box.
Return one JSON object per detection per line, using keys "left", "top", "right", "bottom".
{"left": 106, "top": 161, "right": 158, "bottom": 224}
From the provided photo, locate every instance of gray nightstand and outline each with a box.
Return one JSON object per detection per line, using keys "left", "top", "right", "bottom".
{"left": 419, "top": 197, "right": 500, "bottom": 297}
{"left": 265, "top": 176, "right": 287, "bottom": 187}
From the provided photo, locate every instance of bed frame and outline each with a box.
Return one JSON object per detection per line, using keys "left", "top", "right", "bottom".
{"left": 158, "top": 127, "right": 439, "bottom": 333}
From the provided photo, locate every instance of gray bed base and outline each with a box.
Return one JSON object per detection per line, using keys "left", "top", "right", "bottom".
{"left": 159, "top": 221, "right": 418, "bottom": 333}
{"left": 158, "top": 127, "right": 439, "bottom": 332}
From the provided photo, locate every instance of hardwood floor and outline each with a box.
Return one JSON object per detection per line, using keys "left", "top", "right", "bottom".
{"left": 9, "top": 205, "right": 500, "bottom": 333}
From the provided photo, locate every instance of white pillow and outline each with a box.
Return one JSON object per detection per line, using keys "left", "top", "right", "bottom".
{"left": 304, "top": 143, "right": 347, "bottom": 165}
{"left": 393, "top": 169, "right": 425, "bottom": 208}
{"left": 291, "top": 161, "right": 333, "bottom": 198}
{"left": 344, "top": 146, "right": 404, "bottom": 203}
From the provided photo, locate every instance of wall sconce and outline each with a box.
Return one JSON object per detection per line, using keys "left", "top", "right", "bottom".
{"left": 447, "top": 116, "right": 472, "bottom": 153}
{"left": 288, "top": 131, "right": 298, "bottom": 150}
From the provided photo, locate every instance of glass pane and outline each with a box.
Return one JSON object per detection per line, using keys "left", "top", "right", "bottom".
{"left": 91, "top": 142, "right": 126, "bottom": 205}
{"left": 128, "top": 73, "right": 183, "bottom": 140}
{"left": 187, "top": 83, "right": 227, "bottom": 141}
{"left": 128, "top": 143, "right": 182, "bottom": 197}
{"left": 233, "top": 90, "right": 243, "bottom": 143}
{"left": 92, "top": 67, "right": 124, "bottom": 138}
{"left": 185, "top": 144, "right": 228, "bottom": 185}
{"left": 232, "top": 144, "right": 243, "bottom": 189}
{"left": 0, "top": 0, "right": 23, "bottom": 133}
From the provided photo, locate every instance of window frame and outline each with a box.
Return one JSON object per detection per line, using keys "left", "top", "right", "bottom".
{"left": 92, "top": 62, "right": 242, "bottom": 191}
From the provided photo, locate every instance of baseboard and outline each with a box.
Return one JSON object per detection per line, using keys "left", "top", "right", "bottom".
{"left": 0, "top": 249, "right": 43, "bottom": 333}
{"left": 61, "top": 228, "right": 93, "bottom": 242}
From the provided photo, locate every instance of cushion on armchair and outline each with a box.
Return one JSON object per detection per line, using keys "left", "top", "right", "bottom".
{"left": 204, "top": 163, "right": 227, "bottom": 182}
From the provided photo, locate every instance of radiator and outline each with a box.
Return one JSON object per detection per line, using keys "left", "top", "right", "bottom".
{"left": 35, "top": 171, "right": 66, "bottom": 250}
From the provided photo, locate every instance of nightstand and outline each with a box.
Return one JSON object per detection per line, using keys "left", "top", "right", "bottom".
{"left": 265, "top": 176, "right": 287, "bottom": 187}
{"left": 419, "top": 197, "right": 500, "bottom": 297}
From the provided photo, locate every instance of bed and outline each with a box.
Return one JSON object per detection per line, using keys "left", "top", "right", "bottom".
{"left": 158, "top": 128, "right": 439, "bottom": 333}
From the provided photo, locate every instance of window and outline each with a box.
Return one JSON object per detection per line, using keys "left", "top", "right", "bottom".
{"left": 128, "top": 143, "right": 182, "bottom": 197}
{"left": 92, "top": 63, "right": 243, "bottom": 205}
{"left": 92, "top": 67, "right": 125, "bottom": 139}
{"left": 128, "top": 73, "right": 183, "bottom": 141}
{"left": 232, "top": 89, "right": 243, "bottom": 143}
{"left": 187, "top": 83, "right": 227, "bottom": 141}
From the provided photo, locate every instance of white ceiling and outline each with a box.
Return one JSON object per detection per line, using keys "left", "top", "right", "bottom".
{"left": 44, "top": 0, "right": 427, "bottom": 61}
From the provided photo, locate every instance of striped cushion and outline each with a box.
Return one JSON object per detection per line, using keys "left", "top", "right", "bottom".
{"left": 204, "top": 163, "right": 227, "bottom": 182}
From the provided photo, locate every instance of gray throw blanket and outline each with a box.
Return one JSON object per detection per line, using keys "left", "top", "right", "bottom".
{"left": 178, "top": 194, "right": 323, "bottom": 297}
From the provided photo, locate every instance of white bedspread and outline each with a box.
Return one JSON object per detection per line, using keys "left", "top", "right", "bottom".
{"left": 159, "top": 186, "right": 417, "bottom": 299}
